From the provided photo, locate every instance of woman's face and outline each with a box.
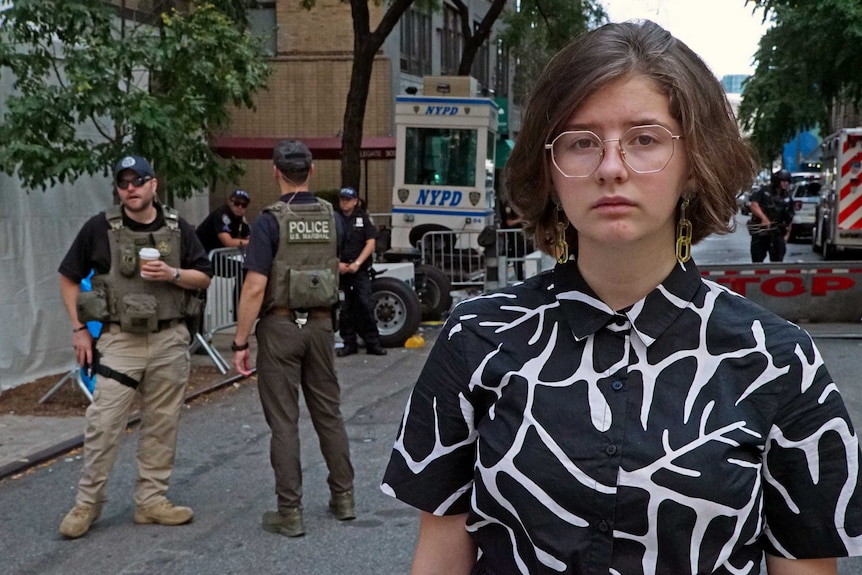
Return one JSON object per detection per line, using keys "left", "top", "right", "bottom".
{"left": 550, "top": 73, "right": 689, "bottom": 256}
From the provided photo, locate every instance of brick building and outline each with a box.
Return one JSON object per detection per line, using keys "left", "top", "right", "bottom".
{"left": 214, "top": 0, "right": 516, "bottom": 220}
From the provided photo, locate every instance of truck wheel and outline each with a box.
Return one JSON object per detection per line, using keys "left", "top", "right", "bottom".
{"left": 416, "top": 264, "right": 453, "bottom": 321}
{"left": 372, "top": 277, "right": 421, "bottom": 348}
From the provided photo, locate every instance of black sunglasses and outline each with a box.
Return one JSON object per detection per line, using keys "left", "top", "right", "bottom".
{"left": 116, "top": 176, "right": 152, "bottom": 190}
{"left": 231, "top": 200, "right": 249, "bottom": 208}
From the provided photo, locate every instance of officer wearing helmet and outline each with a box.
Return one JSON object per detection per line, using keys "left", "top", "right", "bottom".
{"left": 749, "top": 169, "right": 794, "bottom": 262}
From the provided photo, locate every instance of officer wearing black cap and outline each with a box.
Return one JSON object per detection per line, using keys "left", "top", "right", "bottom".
{"left": 336, "top": 186, "right": 386, "bottom": 356}
{"left": 750, "top": 169, "right": 794, "bottom": 262}
{"left": 57, "top": 154, "right": 212, "bottom": 539}
{"left": 195, "top": 189, "right": 251, "bottom": 253}
{"left": 231, "top": 139, "right": 356, "bottom": 538}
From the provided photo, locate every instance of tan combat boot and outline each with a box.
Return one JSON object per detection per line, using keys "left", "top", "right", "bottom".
{"left": 133, "top": 499, "right": 194, "bottom": 525}
{"left": 60, "top": 503, "right": 103, "bottom": 539}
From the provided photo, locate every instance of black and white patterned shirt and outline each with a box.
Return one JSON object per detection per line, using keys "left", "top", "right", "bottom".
{"left": 382, "top": 260, "right": 862, "bottom": 574}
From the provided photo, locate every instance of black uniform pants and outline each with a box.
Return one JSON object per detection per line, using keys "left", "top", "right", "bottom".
{"left": 750, "top": 230, "right": 786, "bottom": 263}
{"left": 339, "top": 268, "right": 380, "bottom": 349}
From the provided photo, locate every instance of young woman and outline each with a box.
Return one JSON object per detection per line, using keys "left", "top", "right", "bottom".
{"left": 382, "top": 20, "right": 862, "bottom": 575}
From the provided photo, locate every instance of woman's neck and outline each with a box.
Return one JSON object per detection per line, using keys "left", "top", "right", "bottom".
{"left": 575, "top": 239, "right": 678, "bottom": 312}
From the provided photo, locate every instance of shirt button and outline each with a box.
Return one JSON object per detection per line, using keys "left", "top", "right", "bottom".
{"left": 598, "top": 520, "right": 609, "bottom": 532}
{"left": 611, "top": 380, "right": 624, "bottom": 391}
{"left": 605, "top": 444, "right": 617, "bottom": 456}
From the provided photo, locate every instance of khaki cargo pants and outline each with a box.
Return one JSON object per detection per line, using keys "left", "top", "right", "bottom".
{"left": 75, "top": 322, "right": 190, "bottom": 508}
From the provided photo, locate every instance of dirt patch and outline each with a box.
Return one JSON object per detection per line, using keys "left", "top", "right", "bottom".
{"left": 0, "top": 366, "right": 253, "bottom": 418}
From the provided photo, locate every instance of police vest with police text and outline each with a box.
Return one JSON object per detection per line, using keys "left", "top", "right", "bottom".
{"left": 262, "top": 198, "right": 339, "bottom": 312}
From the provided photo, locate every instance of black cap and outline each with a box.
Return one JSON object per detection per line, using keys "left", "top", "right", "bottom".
{"left": 230, "top": 189, "right": 250, "bottom": 201}
{"left": 273, "top": 139, "right": 312, "bottom": 174}
{"left": 113, "top": 155, "right": 155, "bottom": 179}
{"left": 339, "top": 187, "right": 357, "bottom": 199}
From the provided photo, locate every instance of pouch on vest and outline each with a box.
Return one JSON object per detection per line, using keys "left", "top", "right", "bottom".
{"left": 288, "top": 268, "right": 338, "bottom": 309}
{"left": 77, "top": 290, "right": 110, "bottom": 323}
{"left": 120, "top": 294, "right": 159, "bottom": 333}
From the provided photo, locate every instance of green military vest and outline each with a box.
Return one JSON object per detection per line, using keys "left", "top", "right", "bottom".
{"left": 261, "top": 198, "right": 339, "bottom": 313}
{"left": 88, "top": 205, "right": 188, "bottom": 331}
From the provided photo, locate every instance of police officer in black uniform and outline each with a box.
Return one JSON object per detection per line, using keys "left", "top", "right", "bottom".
{"left": 335, "top": 187, "right": 386, "bottom": 356}
{"left": 749, "top": 169, "right": 794, "bottom": 262}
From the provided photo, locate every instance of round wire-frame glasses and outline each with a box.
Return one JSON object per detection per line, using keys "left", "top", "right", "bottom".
{"left": 545, "top": 124, "right": 683, "bottom": 178}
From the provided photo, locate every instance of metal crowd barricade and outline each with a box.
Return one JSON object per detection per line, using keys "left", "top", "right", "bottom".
{"left": 419, "top": 229, "right": 486, "bottom": 289}
{"left": 192, "top": 247, "right": 245, "bottom": 373}
{"left": 496, "top": 228, "right": 533, "bottom": 287}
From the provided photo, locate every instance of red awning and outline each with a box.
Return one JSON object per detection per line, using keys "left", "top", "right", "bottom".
{"left": 211, "top": 135, "right": 396, "bottom": 161}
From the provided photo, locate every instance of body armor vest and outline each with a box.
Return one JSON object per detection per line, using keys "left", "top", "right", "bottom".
{"left": 262, "top": 198, "right": 339, "bottom": 313}
{"left": 89, "top": 205, "right": 188, "bottom": 330}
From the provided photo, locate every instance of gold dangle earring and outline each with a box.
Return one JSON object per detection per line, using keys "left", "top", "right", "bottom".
{"left": 675, "top": 197, "right": 692, "bottom": 264}
{"left": 553, "top": 204, "right": 570, "bottom": 264}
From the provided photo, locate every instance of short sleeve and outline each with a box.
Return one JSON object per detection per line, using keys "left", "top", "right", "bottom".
{"left": 762, "top": 339, "right": 862, "bottom": 557}
{"left": 382, "top": 319, "right": 480, "bottom": 515}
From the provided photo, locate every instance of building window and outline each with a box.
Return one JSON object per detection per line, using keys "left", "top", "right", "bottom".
{"left": 400, "top": 7, "right": 431, "bottom": 76}
{"left": 248, "top": 2, "right": 277, "bottom": 56}
{"left": 441, "top": 5, "right": 462, "bottom": 75}
{"left": 495, "top": 39, "right": 509, "bottom": 98}
{"left": 471, "top": 21, "right": 490, "bottom": 93}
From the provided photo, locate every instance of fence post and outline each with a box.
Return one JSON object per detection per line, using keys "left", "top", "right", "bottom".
{"left": 483, "top": 232, "right": 500, "bottom": 291}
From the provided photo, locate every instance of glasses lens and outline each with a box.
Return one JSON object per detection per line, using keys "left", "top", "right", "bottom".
{"left": 232, "top": 200, "right": 248, "bottom": 208}
{"left": 117, "top": 176, "right": 149, "bottom": 189}
{"left": 620, "top": 125, "right": 676, "bottom": 174}
{"left": 550, "top": 131, "right": 603, "bottom": 178}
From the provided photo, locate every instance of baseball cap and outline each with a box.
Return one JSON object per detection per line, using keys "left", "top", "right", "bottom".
{"left": 273, "top": 139, "right": 312, "bottom": 174}
{"left": 113, "top": 155, "right": 155, "bottom": 179}
{"left": 339, "top": 187, "right": 358, "bottom": 199}
{"left": 230, "top": 189, "right": 250, "bottom": 201}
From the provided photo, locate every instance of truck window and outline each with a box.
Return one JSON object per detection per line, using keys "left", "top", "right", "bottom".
{"left": 404, "top": 127, "right": 477, "bottom": 187}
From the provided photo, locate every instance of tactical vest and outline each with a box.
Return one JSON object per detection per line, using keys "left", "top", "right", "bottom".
{"left": 262, "top": 198, "right": 339, "bottom": 313}
{"left": 85, "top": 205, "right": 188, "bottom": 332}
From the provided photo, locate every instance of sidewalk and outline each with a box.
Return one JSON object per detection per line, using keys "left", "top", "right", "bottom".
{"left": 0, "top": 329, "right": 245, "bottom": 479}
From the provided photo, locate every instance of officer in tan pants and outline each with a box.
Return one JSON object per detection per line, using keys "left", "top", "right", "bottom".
{"left": 57, "top": 155, "right": 212, "bottom": 538}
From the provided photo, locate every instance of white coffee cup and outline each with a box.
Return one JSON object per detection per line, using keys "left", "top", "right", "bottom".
{"left": 139, "top": 247, "right": 161, "bottom": 277}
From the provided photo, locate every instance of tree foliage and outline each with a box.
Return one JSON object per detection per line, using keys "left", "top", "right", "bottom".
{"left": 296, "top": 0, "right": 416, "bottom": 192}
{"left": 0, "top": 0, "right": 270, "bottom": 199}
{"left": 500, "top": 0, "right": 607, "bottom": 106}
{"left": 738, "top": 0, "right": 862, "bottom": 166}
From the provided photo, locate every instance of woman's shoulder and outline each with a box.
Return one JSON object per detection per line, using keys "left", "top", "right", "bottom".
{"left": 450, "top": 271, "right": 556, "bottom": 316}
{"left": 700, "top": 276, "right": 816, "bottom": 350}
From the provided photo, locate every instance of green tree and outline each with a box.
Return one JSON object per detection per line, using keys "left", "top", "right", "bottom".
{"left": 500, "top": 0, "right": 607, "bottom": 105}
{"left": 0, "top": 0, "right": 270, "bottom": 200}
{"left": 738, "top": 0, "right": 862, "bottom": 165}
{"left": 332, "top": 0, "right": 416, "bottom": 192}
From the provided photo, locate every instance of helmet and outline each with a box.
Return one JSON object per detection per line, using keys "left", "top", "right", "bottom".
{"left": 771, "top": 169, "right": 791, "bottom": 186}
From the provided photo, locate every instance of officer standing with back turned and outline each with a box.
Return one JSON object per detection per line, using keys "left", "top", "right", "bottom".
{"left": 57, "top": 155, "right": 212, "bottom": 539}
{"left": 231, "top": 139, "right": 356, "bottom": 538}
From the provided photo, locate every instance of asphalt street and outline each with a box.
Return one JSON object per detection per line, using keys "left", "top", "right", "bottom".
{"left": 0, "top": 331, "right": 435, "bottom": 575}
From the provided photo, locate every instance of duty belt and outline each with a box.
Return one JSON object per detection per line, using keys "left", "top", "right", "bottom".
{"left": 270, "top": 307, "right": 331, "bottom": 329}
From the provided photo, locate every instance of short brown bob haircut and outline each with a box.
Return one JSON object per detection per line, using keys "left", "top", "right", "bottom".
{"left": 505, "top": 20, "right": 758, "bottom": 256}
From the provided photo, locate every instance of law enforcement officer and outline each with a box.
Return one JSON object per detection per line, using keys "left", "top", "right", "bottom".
{"left": 58, "top": 155, "right": 212, "bottom": 539}
{"left": 231, "top": 139, "right": 355, "bottom": 537}
{"left": 336, "top": 186, "right": 387, "bottom": 356}
{"left": 750, "top": 169, "right": 794, "bottom": 262}
{"left": 195, "top": 189, "right": 251, "bottom": 253}
{"left": 195, "top": 189, "right": 251, "bottom": 329}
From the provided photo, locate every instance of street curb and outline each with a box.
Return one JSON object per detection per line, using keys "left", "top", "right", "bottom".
{"left": 0, "top": 369, "right": 255, "bottom": 481}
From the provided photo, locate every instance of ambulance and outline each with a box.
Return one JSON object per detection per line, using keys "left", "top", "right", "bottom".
{"left": 813, "top": 128, "right": 862, "bottom": 259}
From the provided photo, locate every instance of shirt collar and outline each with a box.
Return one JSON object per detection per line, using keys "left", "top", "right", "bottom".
{"left": 553, "top": 259, "right": 703, "bottom": 346}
